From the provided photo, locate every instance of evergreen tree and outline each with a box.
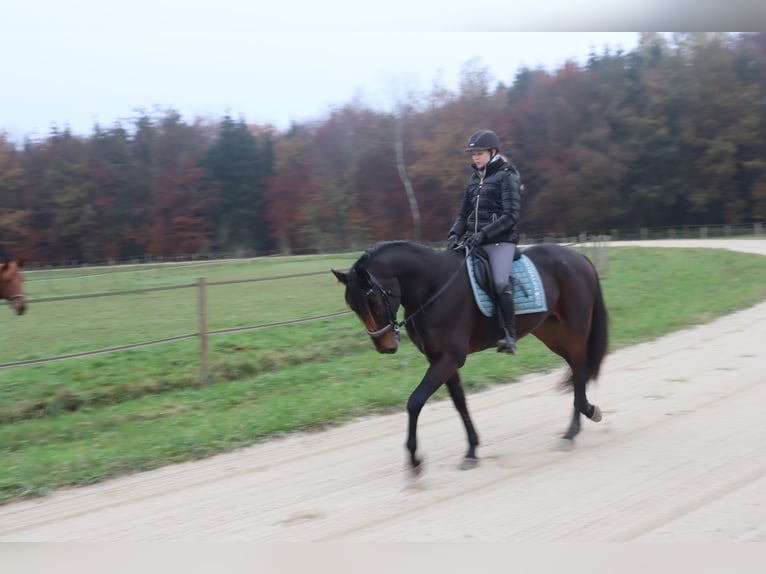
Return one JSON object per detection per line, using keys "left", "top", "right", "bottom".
{"left": 204, "top": 117, "right": 268, "bottom": 255}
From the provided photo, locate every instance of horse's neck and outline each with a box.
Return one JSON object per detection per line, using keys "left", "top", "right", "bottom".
{"left": 378, "top": 248, "right": 452, "bottom": 307}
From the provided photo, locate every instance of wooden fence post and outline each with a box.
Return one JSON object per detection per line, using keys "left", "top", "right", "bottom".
{"left": 197, "top": 277, "right": 209, "bottom": 381}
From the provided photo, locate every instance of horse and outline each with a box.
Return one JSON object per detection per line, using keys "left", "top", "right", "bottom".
{"left": 0, "top": 259, "right": 27, "bottom": 315}
{"left": 332, "top": 241, "right": 608, "bottom": 473}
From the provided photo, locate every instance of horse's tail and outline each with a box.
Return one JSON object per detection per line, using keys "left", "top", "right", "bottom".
{"left": 587, "top": 267, "right": 609, "bottom": 382}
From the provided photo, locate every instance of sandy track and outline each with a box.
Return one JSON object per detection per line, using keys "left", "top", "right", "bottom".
{"left": 0, "top": 239, "right": 764, "bottom": 542}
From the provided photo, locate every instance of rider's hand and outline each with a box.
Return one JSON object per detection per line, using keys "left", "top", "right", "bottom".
{"left": 464, "top": 231, "right": 484, "bottom": 250}
{"left": 447, "top": 234, "right": 459, "bottom": 250}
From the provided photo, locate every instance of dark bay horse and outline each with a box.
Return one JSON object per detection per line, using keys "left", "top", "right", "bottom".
{"left": 0, "top": 259, "right": 27, "bottom": 315}
{"left": 332, "top": 241, "right": 608, "bottom": 473}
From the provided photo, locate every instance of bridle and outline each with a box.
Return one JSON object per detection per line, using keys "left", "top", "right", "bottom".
{"left": 1, "top": 276, "right": 26, "bottom": 306}
{"left": 0, "top": 262, "right": 26, "bottom": 310}
{"left": 363, "top": 273, "right": 401, "bottom": 338}
{"left": 5, "top": 293, "right": 26, "bottom": 308}
{"left": 363, "top": 252, "right": 469, "bottom": 338}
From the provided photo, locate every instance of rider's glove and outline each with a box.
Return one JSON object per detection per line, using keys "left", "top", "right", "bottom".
{"left": 464, "top": 231, "right": 484, "bottom": 250}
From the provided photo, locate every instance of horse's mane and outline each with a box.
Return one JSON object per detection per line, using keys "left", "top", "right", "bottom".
{"left": 344, "top": 241, "right": 441, "bottom": 316}
{"left": 355, "top": 240, "right": 436, "bottom": 271}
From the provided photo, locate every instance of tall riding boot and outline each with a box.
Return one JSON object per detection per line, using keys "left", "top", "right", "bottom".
{"left": 496, "top": 285, "right": 517, "bottom": 354}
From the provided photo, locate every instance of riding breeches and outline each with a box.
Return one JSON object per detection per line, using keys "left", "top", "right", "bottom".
{"left": 482, "top": 242, "right": 516, "bottom": 295}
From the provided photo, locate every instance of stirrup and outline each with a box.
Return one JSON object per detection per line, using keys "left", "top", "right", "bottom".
{"left": 497, "top": 336, "right": 516, "bottom": 355}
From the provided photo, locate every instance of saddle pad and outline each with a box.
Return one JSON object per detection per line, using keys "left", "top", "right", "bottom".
{"left": 467, "top": 253, "right": 548, "bottom": 317}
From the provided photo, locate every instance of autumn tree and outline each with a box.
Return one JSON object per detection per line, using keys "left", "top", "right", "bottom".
{"left": 0, "top": 134, "right": 31, "bottom": 257}
{"left": 733, "top": 33, "right": 766, "bottom": 220}
{"left": 137, "top": 111, "right": 214, "bottom": 256}
{"left": 262, "top": 131, "right": 317, "bottom": 253}
{"left": 17, "top": 129, "right": 100, "bottom": 261}
{"left": 88, "top": 123, "right": 141, "bottom": 259}
{"left": 308, "top": 107, "right": 368, "bottom": 247}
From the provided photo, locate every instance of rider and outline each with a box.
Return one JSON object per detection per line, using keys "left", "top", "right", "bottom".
{"left": 447, "top": 129, "right": 523, "bottom": 354}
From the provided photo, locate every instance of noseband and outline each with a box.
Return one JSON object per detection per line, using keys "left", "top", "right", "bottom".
{"left": 6, "top": 293, "right": 26, "bottom": 306}
{"left": 364, "top": 272, "right": 402, "bottom": 338}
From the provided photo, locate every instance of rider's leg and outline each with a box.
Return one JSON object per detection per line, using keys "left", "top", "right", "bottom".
{"left": 495, "top": 285, "right": 516, "bottom": 354}
{"left": 483, "top": 243, "right": 517, "bottom": 354}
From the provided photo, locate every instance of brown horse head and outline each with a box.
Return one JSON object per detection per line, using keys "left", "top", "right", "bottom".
{"left": 332, "top": 265, "right": 402, "bottom": 354}
{"left": 0, "top": 259, "right": 27, "bottom": 315}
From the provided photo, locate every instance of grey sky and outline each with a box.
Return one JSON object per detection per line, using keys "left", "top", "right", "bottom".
{"left": 6, "top": 1, "right": 733, "bottom": 141}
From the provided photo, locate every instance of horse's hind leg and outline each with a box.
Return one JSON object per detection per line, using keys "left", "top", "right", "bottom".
{"left": 532, "top": 324, "right": 600, "bottom": 443}
{"left": 445, "top": 372, "right": 480, "bottom": 469}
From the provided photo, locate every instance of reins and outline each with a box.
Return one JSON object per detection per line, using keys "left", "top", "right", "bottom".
{"left": 365, "top": 250, "right": 470, "bottom": 338}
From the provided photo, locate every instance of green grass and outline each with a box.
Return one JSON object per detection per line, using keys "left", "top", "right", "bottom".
{"left": 0, "top": 246, "right": 765, "bottom": 504}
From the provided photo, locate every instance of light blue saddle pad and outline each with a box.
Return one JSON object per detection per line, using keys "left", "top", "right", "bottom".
{"left": 467, "top": 253, "right": 548, "bottom": 317}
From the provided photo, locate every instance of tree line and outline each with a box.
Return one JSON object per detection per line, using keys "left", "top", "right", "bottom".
{"left": 1, "top": 32, "right": 765, "bottom": 264}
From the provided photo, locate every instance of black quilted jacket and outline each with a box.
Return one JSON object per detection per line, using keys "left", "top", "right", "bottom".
{"left": 448, "top": 156, "right": 522, "bottom": 245}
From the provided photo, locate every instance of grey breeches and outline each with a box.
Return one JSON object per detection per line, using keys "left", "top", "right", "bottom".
{"left": 482, "top": 242, "right": 516, "bottom": 295}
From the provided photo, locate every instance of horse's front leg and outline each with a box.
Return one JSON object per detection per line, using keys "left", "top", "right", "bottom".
{"left": 406, "top": 358, "right": 458, "bottom": 474}
{"left": 445, "top": 372, "right": 480, "bottom": 469}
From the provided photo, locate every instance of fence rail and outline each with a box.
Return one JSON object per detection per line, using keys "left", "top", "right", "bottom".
{"left": 520, "top": 222, "right": 764, "bottom": 245}
{"left": 2, "top": 270, "right": 353, "bottom": 372}
{"left": 6, "top": 226, "right": 764, "bottom": 372}
{"left": 0, "top": 310, "right": 350, "bottom": 370}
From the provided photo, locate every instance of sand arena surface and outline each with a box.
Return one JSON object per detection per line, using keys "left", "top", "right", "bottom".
{"left": 0, "top": 239, "right": 764, "bottom": 542}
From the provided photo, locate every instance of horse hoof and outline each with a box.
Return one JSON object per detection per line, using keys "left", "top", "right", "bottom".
{"left": 408, "top": 462, "right": 423, "bottom": 480}
{"left": 556, "top": 438, "right": 575, "bottom": 451}
{"left": 591, "top": 405, "right": 603, "bottom": 422}
{"left": 460, "top": 457, "right": 479, "bottom": 470}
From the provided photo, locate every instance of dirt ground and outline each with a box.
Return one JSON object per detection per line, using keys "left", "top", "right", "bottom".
{"left": 0, "top": 239, "right": 764, "bottom": 542}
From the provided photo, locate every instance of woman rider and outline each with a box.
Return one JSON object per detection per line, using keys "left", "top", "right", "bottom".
{"left": 447, "top": 129, "right": 523, "bottom": 354}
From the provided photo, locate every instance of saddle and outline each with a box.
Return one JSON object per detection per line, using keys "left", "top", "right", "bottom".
{"left": 467, "top": 246, "right": 547, "bottom": 317}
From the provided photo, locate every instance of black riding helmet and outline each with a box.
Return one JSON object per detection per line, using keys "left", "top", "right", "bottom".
{"left": 464, "top": 129, "right": 500, "bottom": 153}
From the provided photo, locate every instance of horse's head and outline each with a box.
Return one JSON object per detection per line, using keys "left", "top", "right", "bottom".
{"left": 0, "top": 259, "right": 27, "bottom": 315}
{"left": 332, "top": 265, "right": 402, "bottom": 354}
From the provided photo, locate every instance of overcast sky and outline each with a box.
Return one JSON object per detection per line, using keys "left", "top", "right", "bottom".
{"left": 0, "top": 1, "right": 754, "bottom": 141}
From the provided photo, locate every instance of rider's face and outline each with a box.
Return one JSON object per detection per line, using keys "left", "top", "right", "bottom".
{"left": 471, "top": 150, "right": 492, "bottom": 169}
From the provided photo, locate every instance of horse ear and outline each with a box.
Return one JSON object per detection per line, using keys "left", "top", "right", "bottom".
{"left": 331, "top": 269, "right": 348, "bottom": 285}
{"left": 355, "top": 268, "right": 372, "bottom": 287}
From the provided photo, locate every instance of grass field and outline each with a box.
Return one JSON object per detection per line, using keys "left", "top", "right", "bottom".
{"left": 1, "top": 245, "right": 765, "bottom": 504}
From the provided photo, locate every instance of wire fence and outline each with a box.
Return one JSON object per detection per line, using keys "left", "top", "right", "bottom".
{"left": 0, "top": 310, "right": 351, "bottom": 370}
{"left": 520, "top": 222, "right": 764, "bottom": 245}
{"left": 5, "top": 223, "right": 763, "bottom": 371}
{"left": 0, "top": 271, "right": 352, "bottom": 372}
